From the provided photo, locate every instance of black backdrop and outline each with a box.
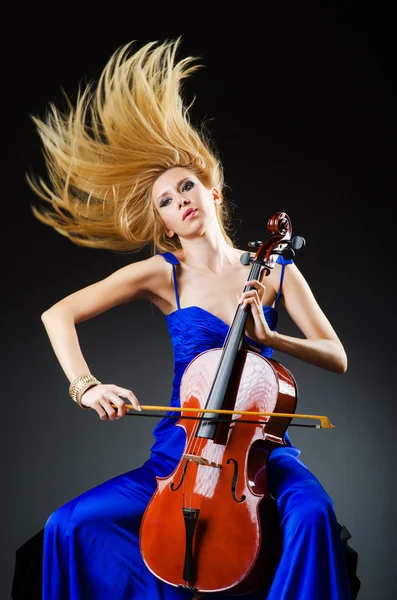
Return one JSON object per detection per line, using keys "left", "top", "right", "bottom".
{"left": 2, "top": 9, "right": 395, "bottom": 600}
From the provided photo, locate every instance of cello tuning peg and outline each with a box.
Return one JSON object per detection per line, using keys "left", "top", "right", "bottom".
{"left": 291, "top": 236, "right": 306, "bottom": 251}
{"left": 240, "top": 252, "right": 253, "bottom": 266}
{"left": 248, "top": 240, "right": 262, "bottom": 249}
{"left": 282, "top": 247, "right": 295, "bottom": 260}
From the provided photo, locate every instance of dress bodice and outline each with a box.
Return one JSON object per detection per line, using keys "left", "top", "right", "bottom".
{"left": 150, "top": 252, "right": 295, "bottom": 460}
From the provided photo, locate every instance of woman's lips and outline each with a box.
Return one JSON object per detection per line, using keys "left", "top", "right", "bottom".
{"left": 184, "top": 208, "right": 198, "bottom": 220}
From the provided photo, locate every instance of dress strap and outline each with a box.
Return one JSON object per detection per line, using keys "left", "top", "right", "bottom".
{"left": 156, "top": 252, "right": 181, "bottom": 310}
{"left": 274, "top": 254, "right": 293, "bottom": 309}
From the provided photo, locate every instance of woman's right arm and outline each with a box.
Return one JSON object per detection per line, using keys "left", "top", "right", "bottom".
{"left": 41, "top": 255, "right": 168, "bottom": 420}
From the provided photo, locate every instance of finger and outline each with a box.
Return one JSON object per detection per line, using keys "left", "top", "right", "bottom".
{"left": 244, "top": 280, "right": 266, "bottom": 290}
{"left": 96, "top": 404, "right": 109, "bottom": 421}
{"left": 242, "top": 297, "right": 260, "bottom": 314}
{"left": 106, "top": 392, "right": 127, "bottom": 418}
{"left": 99, "top": 395, "right": 119, "bottom": 421}
{"left": 111, "top": 386, "right": 142, "bottom": 412}
{"left": 239, "top": 290, "right": 261, "bottom": 304}
{"left": 244, "top": 280, "right": 266, "bottom": 301}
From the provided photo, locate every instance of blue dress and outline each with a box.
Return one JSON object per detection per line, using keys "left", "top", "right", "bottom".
{"left": 42, "top": 252, "right": 352, "bottom": 599}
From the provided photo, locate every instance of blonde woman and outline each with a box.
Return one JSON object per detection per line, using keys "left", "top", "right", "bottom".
{"left": 27, "top": 37, "right": 352, "bottom": 599}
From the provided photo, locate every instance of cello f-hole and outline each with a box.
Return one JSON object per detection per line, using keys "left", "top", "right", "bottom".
{"left": 226, "top": 458, "right": 246, "bottom": 503}
{"left": 170, "top": 458, "right": 191, "bottom": 492}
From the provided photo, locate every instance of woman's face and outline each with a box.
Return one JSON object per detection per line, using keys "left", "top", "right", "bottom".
{"left": 151, "top": 167, "right": 220, "bottom": 238}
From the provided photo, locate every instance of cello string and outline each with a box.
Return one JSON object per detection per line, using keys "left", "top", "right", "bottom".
{"left": 184, "top": 406, "right": 202, "bottom": 458}
{"left": 189, "top": 409, "right": 208, "bottom": 508}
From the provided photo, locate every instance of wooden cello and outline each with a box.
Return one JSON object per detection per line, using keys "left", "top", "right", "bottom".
{"left": 139, "top": 212, "right": 305, "bottom": 596}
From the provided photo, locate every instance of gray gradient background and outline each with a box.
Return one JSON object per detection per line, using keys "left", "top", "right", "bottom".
{"left": 2, "top": 11, "right": 395, "bottom": 600}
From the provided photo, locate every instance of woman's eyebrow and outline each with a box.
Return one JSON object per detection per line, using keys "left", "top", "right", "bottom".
{"left": 157, "top": 178, "right": 189, "bottom": 202}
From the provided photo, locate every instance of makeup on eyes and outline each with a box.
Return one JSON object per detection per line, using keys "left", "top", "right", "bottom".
{"left": 159, "top": 180, "right": 195, "bottom": 207}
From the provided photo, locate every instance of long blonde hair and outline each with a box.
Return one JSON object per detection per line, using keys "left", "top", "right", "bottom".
{"left": 27, "top": 37, "right": 237, "bottom": 255}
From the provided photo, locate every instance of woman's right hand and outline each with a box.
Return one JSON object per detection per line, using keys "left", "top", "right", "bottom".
{"left": 80, "top": 383, "right": 141, "bottom": 420}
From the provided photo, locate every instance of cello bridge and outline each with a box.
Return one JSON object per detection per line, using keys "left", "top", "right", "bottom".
{"left": 183, "top": 453, "right": 222, "bottom": 469}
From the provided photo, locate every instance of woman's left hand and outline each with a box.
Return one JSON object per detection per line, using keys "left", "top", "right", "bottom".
{"left": 237, "top": 280, "right": 275, "bottom": 346}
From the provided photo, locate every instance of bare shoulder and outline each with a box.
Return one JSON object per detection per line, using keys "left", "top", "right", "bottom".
{"left": 42, "top": 254, "right": 171, "bottom": 324}
{"left": 279, "top": 260, "right": 343, "bottom": 343}
{"left": 113, "top": 253, "right": 171, "bottom": 298}
{"left": 275, "top": 260, "right": 312, "bottom": 308}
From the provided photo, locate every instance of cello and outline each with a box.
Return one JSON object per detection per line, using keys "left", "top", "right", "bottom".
{"left": 10, "top": 212, "right": 361, "bottom": 600}
{"left": 139, "top": 212, "right": 307, "bottom": 596}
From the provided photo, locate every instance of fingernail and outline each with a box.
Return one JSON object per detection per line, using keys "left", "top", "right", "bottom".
{"left": 138, "top": 406, "right": 142, "bottom": 411}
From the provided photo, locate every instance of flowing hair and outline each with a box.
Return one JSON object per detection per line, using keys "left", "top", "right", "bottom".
{"left": 26, "top": 36, "right": 237, "bottom": 255}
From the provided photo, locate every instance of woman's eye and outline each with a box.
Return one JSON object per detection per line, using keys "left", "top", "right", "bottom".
{"left": 159, "top": 182, "right": 194, "bottom": 207}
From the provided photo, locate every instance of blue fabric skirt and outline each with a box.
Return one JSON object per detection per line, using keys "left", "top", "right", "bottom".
{"left": 42, "top": 445, "right": 352, "bottom": 599}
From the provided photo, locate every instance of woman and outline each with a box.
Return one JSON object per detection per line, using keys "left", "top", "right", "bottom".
{"left": 27, "top": 37, "right": 352, "bottom": 599}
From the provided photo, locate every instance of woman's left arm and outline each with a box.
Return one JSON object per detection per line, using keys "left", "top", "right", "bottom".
{"left": 270, "top": 263, "right": 348, "bottom": 373}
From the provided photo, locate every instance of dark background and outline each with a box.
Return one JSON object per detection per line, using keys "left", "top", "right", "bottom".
{"left": 2, "top": 9, "right": 395, "bottom": 600}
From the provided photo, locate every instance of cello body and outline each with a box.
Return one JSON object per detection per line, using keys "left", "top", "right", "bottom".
{"left": 139, "top": 347, "right": 297, "bottom": 595}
